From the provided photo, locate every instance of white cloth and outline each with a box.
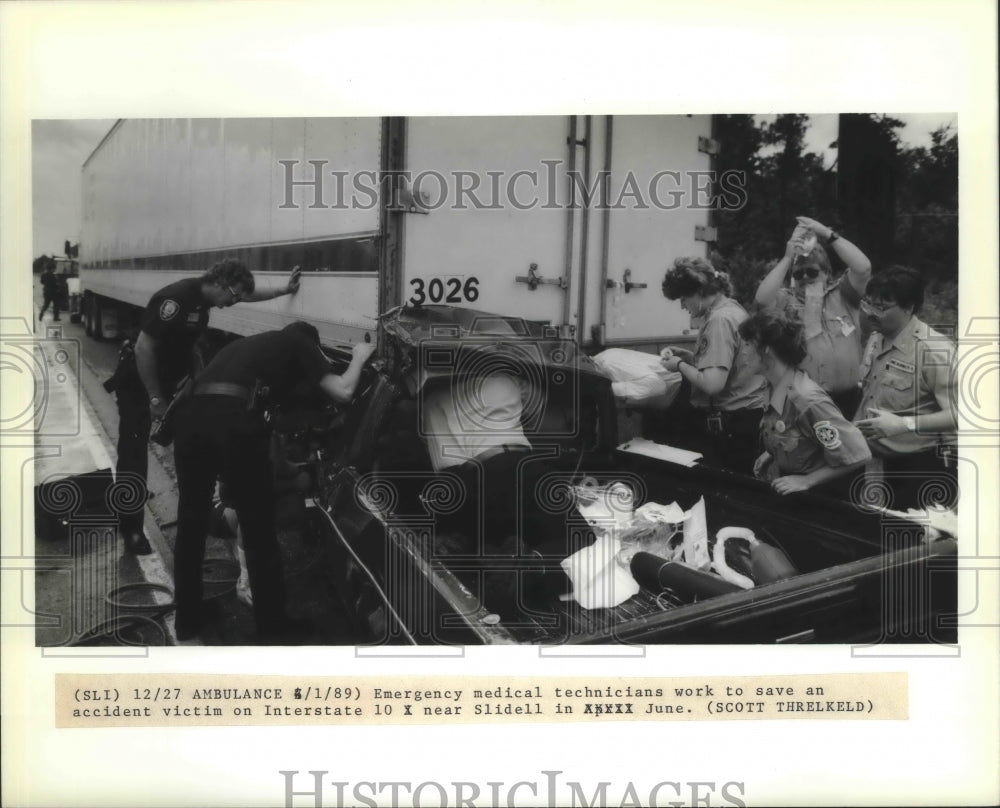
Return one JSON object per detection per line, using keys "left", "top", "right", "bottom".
{"left": 421, "top": 373, "right": 531, "bottom": 471}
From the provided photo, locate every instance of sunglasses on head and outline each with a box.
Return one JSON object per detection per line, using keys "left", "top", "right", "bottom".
{"left": 791, "top": 266, "right": 821, "bottom": 281}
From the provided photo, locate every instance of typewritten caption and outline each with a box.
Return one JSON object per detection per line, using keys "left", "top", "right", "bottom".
{"left": 55, "top": 673, "right": 906, "bottom": 728}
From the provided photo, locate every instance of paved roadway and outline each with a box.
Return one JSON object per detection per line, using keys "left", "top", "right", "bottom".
{"left": 31, "top": 294, "right": 356, "bottom": 646}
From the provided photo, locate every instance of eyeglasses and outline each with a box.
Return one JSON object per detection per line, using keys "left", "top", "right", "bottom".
{"left": 861, "top": 298, "right": 898, "bottom": 315}
{"left": 791, "top": 266, "right": 822, "bottom": 281}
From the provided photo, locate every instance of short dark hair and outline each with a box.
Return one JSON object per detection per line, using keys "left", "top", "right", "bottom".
{"left": 662, "top": 256, "right": 732, "bottom": 299}
{"left": 865, "top": 265, "right": 924, "bottom": 313}
{"left": 202, "top": 258, "right": 255, "bottom": 294}
{"left": 738, "top": 310, "right": 807, "bottom": 366}
{"left": 283, "top": 321, "right": 320, "bottom": 345}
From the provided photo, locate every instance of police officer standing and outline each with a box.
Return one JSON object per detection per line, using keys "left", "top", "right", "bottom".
{"left": 171, "top": 322, "right": 375, "bottom": 642}
{"left": 853, "top": 266, "right": 958, "bottom": 511}
{"left": 39, "top": 262, "right": 61, "bottom": 322}
{"left": 113, "top": 258, "right": 300, "bottom": 554}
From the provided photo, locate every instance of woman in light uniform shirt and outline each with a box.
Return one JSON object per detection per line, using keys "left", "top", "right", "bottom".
{"left": 755, "top": 216, "right": 872, "bottom": 418}
{"left": 738, "top": 310, "right": 871, "bottom": 497}
{"left": 660, "top": 257, "right": 767, "bottom": 474}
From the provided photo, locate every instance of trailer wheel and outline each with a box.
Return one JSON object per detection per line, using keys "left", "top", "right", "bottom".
{"left": 90, "top": 296, "right": 105, "bottom": 341}
{"left": 83, "top": 294, "right": 94, "bottom": 337}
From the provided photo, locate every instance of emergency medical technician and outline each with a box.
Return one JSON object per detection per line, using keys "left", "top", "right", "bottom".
{"left": 660, "top": 257, "right": 767, "bottom": 474}
{"left": 853, "top": 266, "right": 958, "bottom": 511}
{"left": 172, "top": 322, "right": 375, "bottom": 642}
{"left": 738, "top": 310, "right": 871, "bottom": 497}
{"left": 112, "top": 258, "right": 300, "bottom": 554}
{"left": 755, "top": 216, "right": 871, "bottom": 417}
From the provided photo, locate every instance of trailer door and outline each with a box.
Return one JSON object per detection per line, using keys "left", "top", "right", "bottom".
{"left": 403, "top": 117, "right": 578, "bottom": 329}
{"left": 599, "top": 115, "right": 715, "bottom": 345}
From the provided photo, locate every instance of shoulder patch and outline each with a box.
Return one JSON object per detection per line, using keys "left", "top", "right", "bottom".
{"left": 813, "top": 420, "right": 842, "bottom": 450}
{"left": 159, "top": 299, "right": 180, "bottom": 321}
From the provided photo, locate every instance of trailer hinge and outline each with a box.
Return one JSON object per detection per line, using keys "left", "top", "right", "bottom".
{"left": 515, "top": 263, "right": 568, "bottom": 291}
{"left": 697, "top": 136, "right": 720, "bottom": 156}
{"left": 391, "top": 179, "right": 430, "bottom": 215}
{"left": 694, "top": 225, "right": 718, "bottom": 242}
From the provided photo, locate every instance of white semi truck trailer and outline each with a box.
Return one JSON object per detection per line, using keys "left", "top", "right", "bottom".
{"left": 79, "top": 116, "right": 723, "bottom": 349}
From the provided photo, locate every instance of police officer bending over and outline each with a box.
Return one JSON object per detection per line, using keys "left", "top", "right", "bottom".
{"left": 172, "top": 322, "right": 375, "bottom": 642}
{"left": 113, "top": 258, "right": 299, "bottom": 554}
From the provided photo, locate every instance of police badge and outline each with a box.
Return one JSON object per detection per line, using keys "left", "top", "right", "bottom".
{"left": 159, "top": 299, "right": 180, "bottom": 321}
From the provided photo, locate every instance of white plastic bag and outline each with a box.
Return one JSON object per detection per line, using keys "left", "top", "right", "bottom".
{"left": 592, "top": 348, "right": 682, "bottom": 408}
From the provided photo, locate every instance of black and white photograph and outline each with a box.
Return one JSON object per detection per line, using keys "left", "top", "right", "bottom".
{"left": 28, "top": 113, "right": 963, "bottom": 648}
{"left": 2, "top": 2, "right": 997, "bottom": 808}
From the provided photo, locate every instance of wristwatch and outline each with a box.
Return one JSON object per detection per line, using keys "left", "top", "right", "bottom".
{"left": 903, "top": 415, "right": 916, "bottom": 432}
{"left": 826, "top": 230, "right": 840, "bottom": 245}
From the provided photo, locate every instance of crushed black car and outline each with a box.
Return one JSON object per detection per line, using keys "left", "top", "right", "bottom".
{"left": 310, "top": 305, "right": 957, "bottom": 646}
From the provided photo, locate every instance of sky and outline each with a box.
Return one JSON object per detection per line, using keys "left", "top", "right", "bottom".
{"left": 30, "top": 113, "right": 957, "bottom": 259}
{"left": 32, "top": 118, "right": 115, "bottom": 258}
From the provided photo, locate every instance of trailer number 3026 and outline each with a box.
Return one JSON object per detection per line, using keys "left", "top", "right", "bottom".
{"left": 409, "top": 276, "right": 480, "bottom": 305}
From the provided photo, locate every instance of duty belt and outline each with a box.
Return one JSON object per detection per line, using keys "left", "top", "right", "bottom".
{"left": 192, "top": 382, "right": 252, "bottom": 402}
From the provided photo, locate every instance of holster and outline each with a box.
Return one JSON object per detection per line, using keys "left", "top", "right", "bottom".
{"left": 150, "top": 376, "right": 194, "bottom": 447}
{"left": 103, "top": 340, "right": 136, "bottom": 394}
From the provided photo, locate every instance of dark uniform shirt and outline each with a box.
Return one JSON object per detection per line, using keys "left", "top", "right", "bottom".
{"left": 41, "top": 271, "right": 58, "bottom": 294}
{"left": 690, "top": 296, "right": 767, "bottom": 411}
{"left": 761, "top": 368, "right": 871, "bottom": 478}
{"left": 196, "top": 328, "right": 333, "bottom": 405}
{"left": 139, "top": 278, "right": 210, "bottom": 396}
{"left": 857, "top": 315, "right": 957, "bottom": 456}
{"left": 772, "top": 274, "right": 864, "bottom": 394}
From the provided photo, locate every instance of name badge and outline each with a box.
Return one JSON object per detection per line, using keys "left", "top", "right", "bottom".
{"left": 837, "top": 317, "right": 856, "bottom": 337}
{"left": 887, "top": 358, "right": 915, "bottom": 373}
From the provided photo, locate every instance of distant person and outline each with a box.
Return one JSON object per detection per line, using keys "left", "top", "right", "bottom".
{"left": 659, "top": 257, "right": 767, "bottom": 474}
{"left": 739, "top": 310, "right": 871, "bottom": 497}
{"left": 172, "top": 322, "right": 374, "bottom": 642}
{"left": 853, "top": 266, "right": 958, "bottom": 511}
{"left": 109, "top": 258, "right": 300, "bottom": 554}
{"left": 38, "top": 263, "right": 61, "bottom": 322}
{"left": 755, "top": 216, "right": 872, "bottom": 417}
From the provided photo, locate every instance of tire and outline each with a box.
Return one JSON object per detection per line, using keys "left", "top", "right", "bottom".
{"left": 83, "top": 294, "right": 94, "bottom": 337}
{"left": 92, "top": 296, "right": 105, "bottom": 341}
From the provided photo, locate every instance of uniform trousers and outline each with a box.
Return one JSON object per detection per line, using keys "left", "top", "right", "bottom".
{"left": 115, "top": 382, "right": 151, "bottom": 535}
{"left": 643, "top": 379, "right": 763, "bottom": 475}
{"left": 685, "top": 408, "right": 764, "bottom": 476}
{"left": 173, "top": 397, "right": 288, "bottom": 635}
{"left": 39, "top": 292, "right": 61, "bottom": 320}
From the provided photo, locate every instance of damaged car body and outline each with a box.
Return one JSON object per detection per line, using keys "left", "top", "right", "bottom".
{"left": 312, "top": 305, "right": 957, "bottom": 646}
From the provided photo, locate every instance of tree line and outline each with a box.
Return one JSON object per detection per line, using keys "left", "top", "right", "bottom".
{"left": 710, "top": 113, "right": 958, "bottom": 325}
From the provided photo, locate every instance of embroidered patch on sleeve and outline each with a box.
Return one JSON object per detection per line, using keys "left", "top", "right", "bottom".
{"left": 159, "top": 299, "right": 180, "bottom": 321}
{"left": 814, "top": 420, "right": 842, "bottom": 450}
